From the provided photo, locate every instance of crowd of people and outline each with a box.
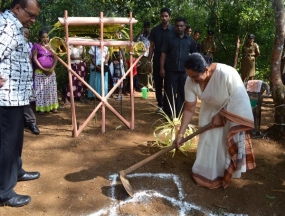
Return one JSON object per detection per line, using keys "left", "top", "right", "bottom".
{"left": 14, "top": 7, "right": 261, "bottom": 113}
{"left": 0, "top": 0, "right": 258, "bottom": 207}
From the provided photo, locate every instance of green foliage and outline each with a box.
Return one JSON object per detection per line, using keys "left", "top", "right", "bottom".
{"left": 1, "top": 0, "right": 277, "bottom": 89}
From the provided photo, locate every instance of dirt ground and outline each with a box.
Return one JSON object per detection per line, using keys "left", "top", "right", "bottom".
{"left": 0, "top": 92, "right": 284, "bottom": 216}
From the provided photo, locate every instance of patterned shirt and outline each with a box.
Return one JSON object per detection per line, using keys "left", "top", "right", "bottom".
{"left": 0, "top": 10, "right": 33, "bottom": 106}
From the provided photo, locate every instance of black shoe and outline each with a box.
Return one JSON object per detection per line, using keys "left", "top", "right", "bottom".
{"left": 0, "top": 194, "right": 31, "bottom": 207}
{"left": 28, "top": 124, "right": 40, "bottom": 135}
{"left": 18, "top": 172, "right": 40, "bottom": 182}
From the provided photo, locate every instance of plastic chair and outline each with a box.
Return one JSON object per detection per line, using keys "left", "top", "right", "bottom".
{"left": 244, "top": 80, "right": 270, "bottom": 135}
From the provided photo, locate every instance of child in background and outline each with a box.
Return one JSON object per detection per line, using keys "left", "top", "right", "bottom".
{"left": 109, "top": 52, "right": 125, "bottom": 101}
{"left": 125, "top": 57, "right": 140, "bottom": 95}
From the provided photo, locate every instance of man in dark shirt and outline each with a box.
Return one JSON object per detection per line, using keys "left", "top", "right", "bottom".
{"left": 193, "top": 30, "right": 201, "bottom": 53}
{"left": 160, "top": 17, "right": 197, "bottom": 119}
{"left": 148, "top": 7, "right": 175, "bottom": 113}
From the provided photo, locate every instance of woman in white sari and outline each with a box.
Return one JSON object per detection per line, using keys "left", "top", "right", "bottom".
{"left": 175, "top": 53, "right": 256, "bottom": 189}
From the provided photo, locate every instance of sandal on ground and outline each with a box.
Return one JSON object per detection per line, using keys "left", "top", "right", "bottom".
{"left": 115, "top": 95, "right": 122, "bottom": 101}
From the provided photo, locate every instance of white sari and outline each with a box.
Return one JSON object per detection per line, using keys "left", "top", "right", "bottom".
{"left": 184, "top": 63, "right": 255, "bottom": 188}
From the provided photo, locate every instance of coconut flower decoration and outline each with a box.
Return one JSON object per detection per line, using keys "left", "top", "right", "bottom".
{"left": 152, "top": 91, "right": 199, "bottom": 157}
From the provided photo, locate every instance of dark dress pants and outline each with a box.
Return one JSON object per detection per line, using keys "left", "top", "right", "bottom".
{"left": 0, "top": 106, "right": 25, "bottom": 202}
{"left": 153, "top": 57, "right": 164, "bottom": 108}
{"left": 23, "top": 104, "right": 36, "bottom": 125}
{"left": 163, "top": 71, "right": 187, "bottom": 118}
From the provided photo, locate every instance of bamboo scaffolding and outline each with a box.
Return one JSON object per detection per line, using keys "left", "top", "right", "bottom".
{"left": 67, "top": 38, "right": 132, "bottom": 47}
{"left": 58, "top": 10, "right": 138, "bottom": 137}
{"left": 58, "top": 17, "right": 138, "bottom": 26}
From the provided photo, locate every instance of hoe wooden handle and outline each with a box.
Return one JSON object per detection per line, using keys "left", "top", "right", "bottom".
{"left": 122, "top": 123, "right": 212, "bottom": 176}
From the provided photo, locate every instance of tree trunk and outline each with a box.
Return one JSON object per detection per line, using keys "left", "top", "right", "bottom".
{"left": 269, "top": 0, "right": 285, "bottom": 136}
{"left": 233, "top": 36, "right": 240, "bottom": 68}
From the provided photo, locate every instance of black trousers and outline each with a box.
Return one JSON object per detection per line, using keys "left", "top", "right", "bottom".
{"left": 163, "top": 71, "right": 187, "bottom": 118}
{"left": 153, "top": 58, "right": 164, "bottom": 108}
{"left": 0, "top": 106, "right": 25, "bottom": 202}
{"left": 23, "top": 104, "right": 36, "bottom": 125}
{"left": 125, "top": 74, "right": 140, "bottom": 92}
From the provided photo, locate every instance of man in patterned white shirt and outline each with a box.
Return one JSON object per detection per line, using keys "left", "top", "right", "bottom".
{"left": 0, "top": 0, "right": 40, "bottom": 207}
{"left": 0, "top": 75, "right": 7, "bottom": 87}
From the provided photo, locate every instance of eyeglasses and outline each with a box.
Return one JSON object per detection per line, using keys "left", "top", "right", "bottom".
{"left": 21, "top": 7, "right": 38, "bottom": 20}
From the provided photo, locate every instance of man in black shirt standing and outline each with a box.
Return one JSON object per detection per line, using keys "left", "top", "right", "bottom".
{"left": 148, "top": 8, "right": 174, "bottom": 113}
{"left": 160, "top": 17, "right": 197, "bottom": 119}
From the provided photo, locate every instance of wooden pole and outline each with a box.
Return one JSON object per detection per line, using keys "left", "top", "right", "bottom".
{"left": 100, "top": 12, "right": 106, "bottom": 133}
{"left": 58, "top": 17, "right": 138, "bottom": 25}
{"left": 57, "top": 12, "right": 139, "bottom": 136}
{"left": 64, "top": 10, "right": 78, "bottom": 137}
{"left": 129, "top": 12, "right": 134, "bottom": 130}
